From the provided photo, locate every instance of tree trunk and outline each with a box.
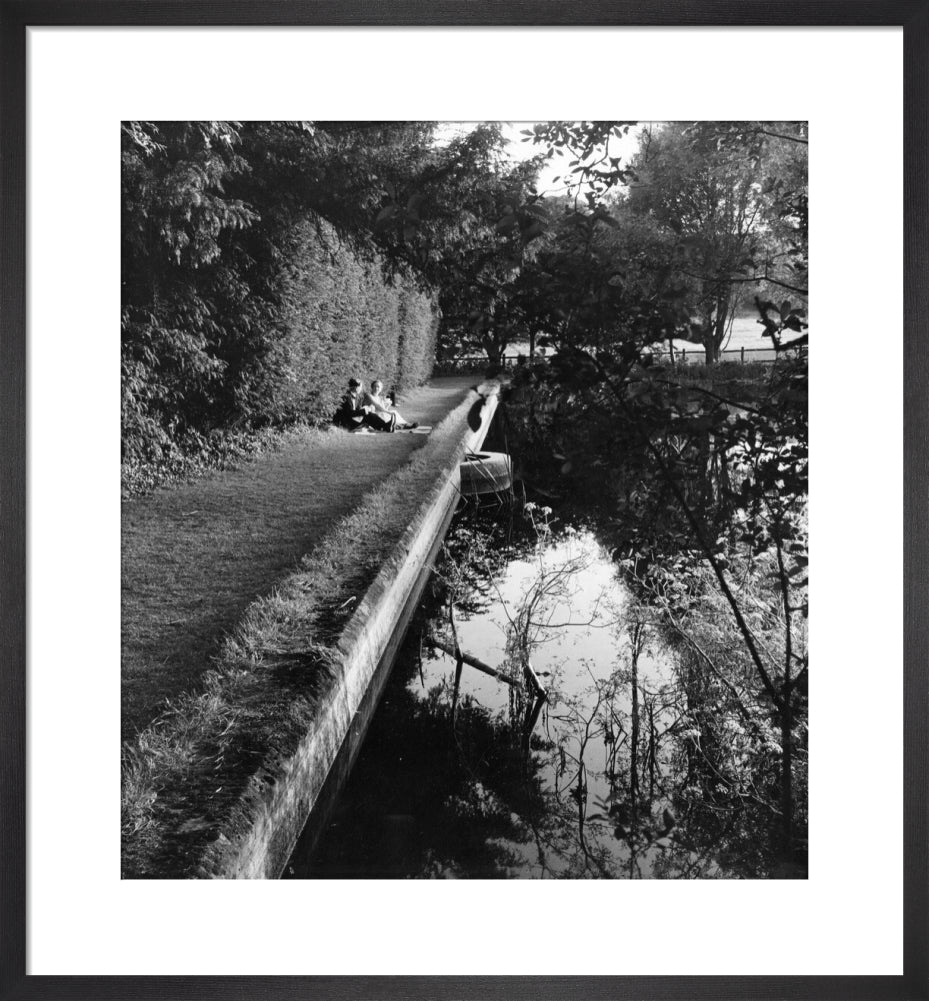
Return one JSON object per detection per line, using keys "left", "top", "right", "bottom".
{"left": 710, "top": 293, "right": 730, "bottom": 364}
{"left": 702, "top": 307, "right": 715, "bottom": 365}
{"left": 648, "top": 704, "right": 656, "bottom": 802}
{"left": 485, "top": 342, "right": 503, "bottom": 368}
{"left": 631, "top": 635, "right": 640, "bottom": 803}
{"left": 780, "top": 698, "right": 793, "bottom": 851}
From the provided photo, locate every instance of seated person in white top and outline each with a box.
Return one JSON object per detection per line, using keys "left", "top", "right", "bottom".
{"left": 362, "top": 380, "right": 418, "bottom": 430}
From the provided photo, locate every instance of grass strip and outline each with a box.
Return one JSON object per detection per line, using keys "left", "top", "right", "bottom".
{"left": 122, "top": 418, "right": 340, "bottom": 498}
{"left": 121, "top": 386, "right": 486, "bottom": 878}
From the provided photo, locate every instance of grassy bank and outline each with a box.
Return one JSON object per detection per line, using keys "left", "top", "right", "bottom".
{"left": 122, "top": 417, "right": 329, "bottom": 498}
{"left": 122, "top": 384, "right": 489, "bottom": 878}
{"left": 122, "top": 380, "right": 473, "bottom": 743}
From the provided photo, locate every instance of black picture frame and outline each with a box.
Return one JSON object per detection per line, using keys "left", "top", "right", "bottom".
{"left": 2, "top": 2, "right": 925, "bottom": 999}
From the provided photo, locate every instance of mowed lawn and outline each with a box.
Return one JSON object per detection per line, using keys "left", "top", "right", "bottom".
{"left": 122, "top": 377, "right": 475, "bottom": 742}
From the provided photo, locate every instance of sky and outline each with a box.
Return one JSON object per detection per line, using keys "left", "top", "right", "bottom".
{"left": 436, "top": 121, "right": 643, "bottom": 197}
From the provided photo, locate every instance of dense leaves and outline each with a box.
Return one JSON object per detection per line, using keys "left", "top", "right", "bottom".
{"left": 624, "top": 122, "right": 808, "bottom": 363}
{"left": 488, "top": 120, "right": 807, "bottom": 849}
{"left": 121, "top": 121, "right": 443, "bottom": 487}
{"left": 499, "top": 342, "right": 807, "bottom": 851}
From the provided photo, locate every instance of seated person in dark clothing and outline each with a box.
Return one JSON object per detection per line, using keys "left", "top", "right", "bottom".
{"left": 333, "top": 377, "right": 394, "bottom": 432}
{"left": 333, "top": 377, "right": 366, "bottom": 430}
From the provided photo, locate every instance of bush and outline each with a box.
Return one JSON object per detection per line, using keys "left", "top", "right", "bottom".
{"left": 121, "top": 123, "right": 443, "bottom": 489}
{"left": 260, "top": 218, "right": 437, "bottom": 422}
{"left": 122, "top": 213, "right": 439, "bottom": 486}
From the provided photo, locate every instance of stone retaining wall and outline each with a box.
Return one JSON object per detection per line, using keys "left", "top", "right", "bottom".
{"left": 209, "top": 388, "right": 499, "bottom": 878}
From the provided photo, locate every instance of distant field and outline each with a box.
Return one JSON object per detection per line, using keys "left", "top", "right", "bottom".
{"left": 500, "top": 316, "right": 803, "bottom": 366}
{"left": 718, "top": 315, "right": 772, "bottom": 348}
{"left": 665, "top": 316, "right": 777, "bottom": 363}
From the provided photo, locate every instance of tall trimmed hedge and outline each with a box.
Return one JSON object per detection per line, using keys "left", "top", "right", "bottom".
{"left": 121, "top": 122, "right": 452, "bottom": 485}
{"left": 122, "top": 211, "right": 438, "bottom": 476}
{"left": 259, "top": 217, "right": 438, "bottom": 424}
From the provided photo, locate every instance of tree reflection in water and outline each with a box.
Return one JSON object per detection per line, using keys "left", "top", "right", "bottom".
{"left": 298, "top": 501, "right": 804, "bottom": 879}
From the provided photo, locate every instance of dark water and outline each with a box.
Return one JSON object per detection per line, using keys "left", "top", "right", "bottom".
{"left": 286, "top": 499, "right": 798, "bottom": 880}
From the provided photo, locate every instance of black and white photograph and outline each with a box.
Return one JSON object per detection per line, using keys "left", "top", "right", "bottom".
{"left": 120, "top": 120, "right": 809, "bottom": 881}
{"left": 5, "top": 7, "right": 923, "bottom": 994}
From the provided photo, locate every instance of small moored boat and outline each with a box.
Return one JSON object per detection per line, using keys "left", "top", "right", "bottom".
{"left": 459, "top": 451, "right": 513, "bottom": 497}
